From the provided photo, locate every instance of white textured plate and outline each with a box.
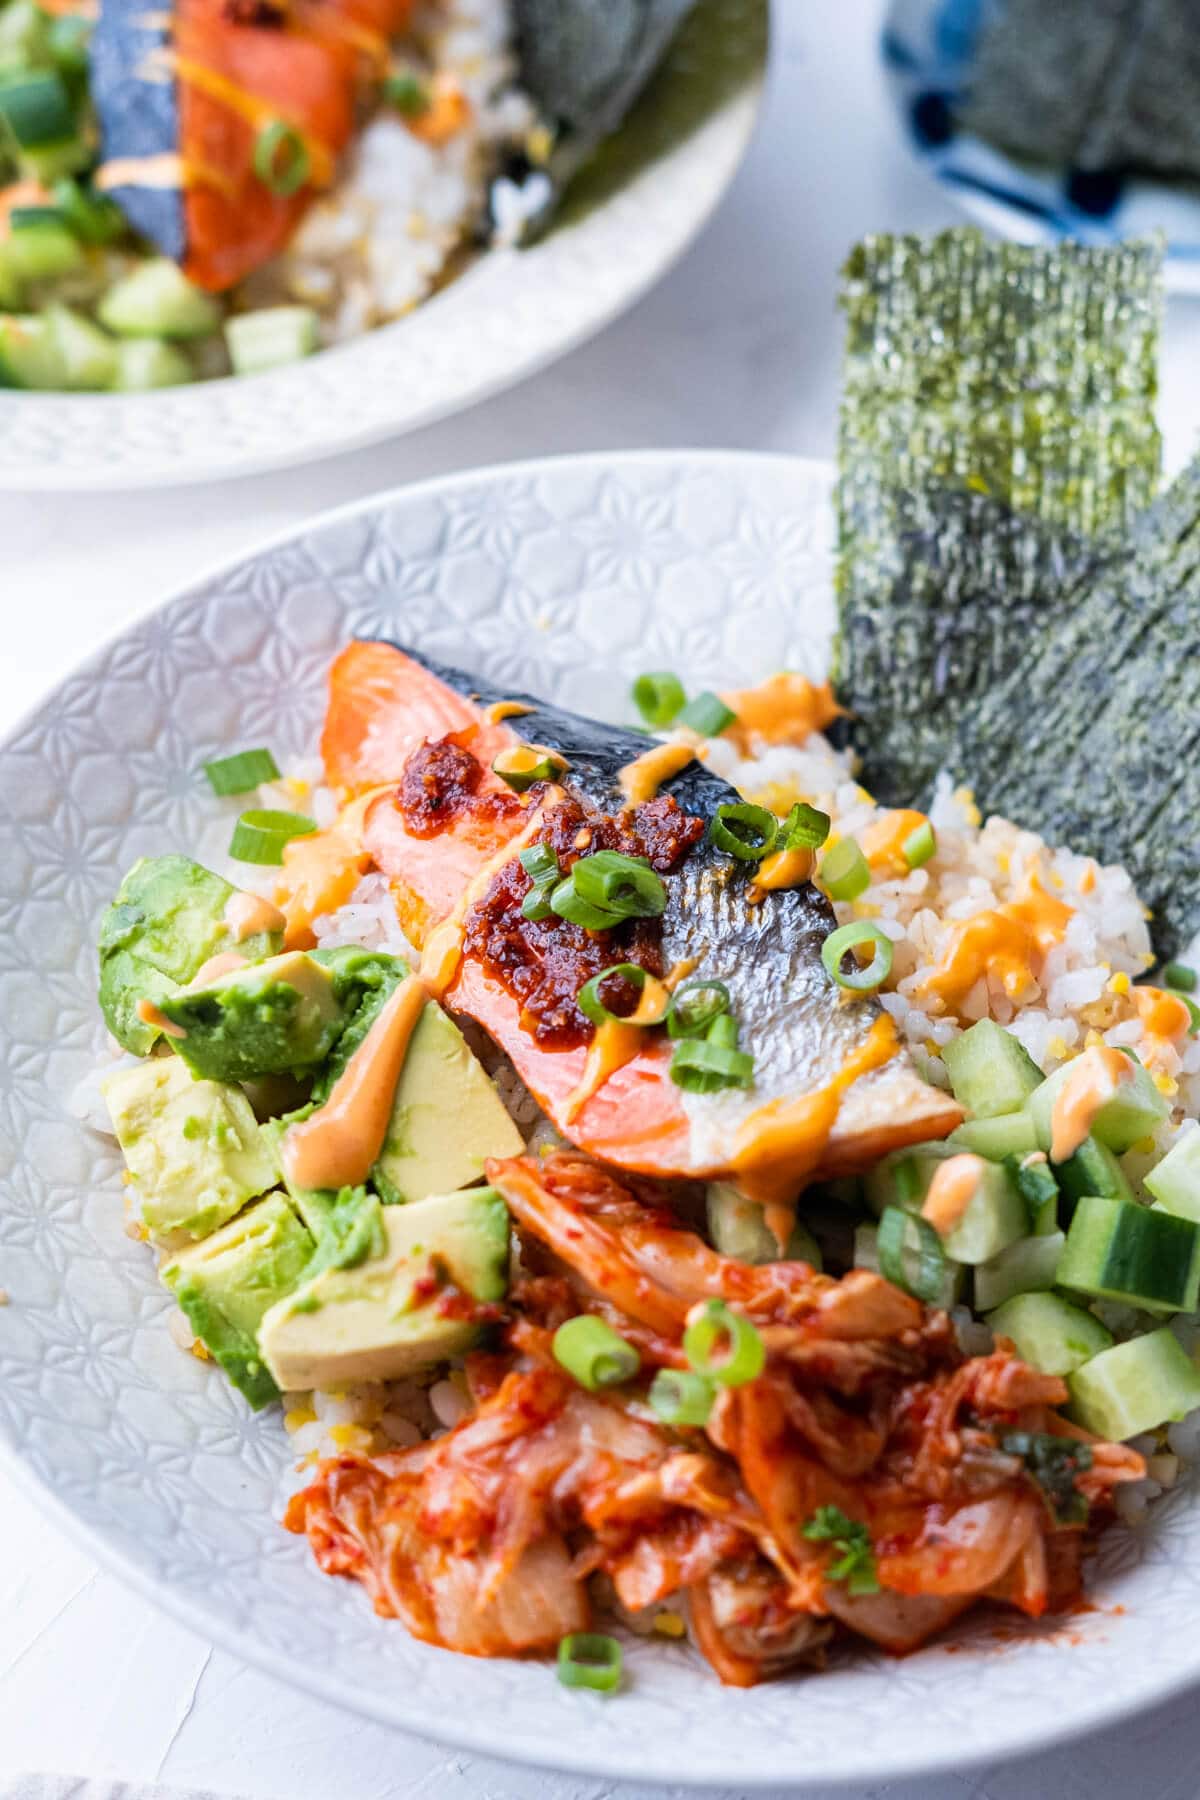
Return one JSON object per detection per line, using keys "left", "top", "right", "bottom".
{"left": 0, "top": 2, "right": 764, "bottom": 491}
{"left": 1, "top": 450, "right": 1197, "bottom": 1788}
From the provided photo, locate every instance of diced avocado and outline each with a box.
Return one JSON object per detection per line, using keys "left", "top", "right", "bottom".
{"left": 306, "top": 946, "right": 409, "bottom": 1101}
{"left": 1068, "top": 1327, "right": 1200, "bottom": 1440}
{"left": 373, "top": 1001, "right": 525, "bottom": 1204}
{"left": 941, "top": 1020, "right": 1043, "bottom": 1118}
{"left": 259, "top": 1186, "right": 510, "bottom": 1391}
{"left": 940, "top": 1159, "right": 1029, "bottom": 1265}
{"left": 259, "top": 1118, "right": 387, "bottom": 1267}
{"left": 949, "top": 1110, "right": 1039, "bottom": 1161}
{"left": 1057, "top": 1194, "right": 1200, "bottom": 1314}
{"left": 45, "top": 303, "right": 117, "bottom": 391}
{"left": 161, "top": 951, "right": 345, "bottom": 1082}
{"left": 1145, "top": 1130, "right": 1200, "bottom": 1222}
{"left": 973, "top": 1232, "right": 1065, "bottom": 1313}
{"left": 987, "top": 1290, "right": 1113, "bottom": 1377}
{"left": 162, "top": 1190, "right": 314, "bottom": 1406}
{"left": 111, "top": 338, "right": 192, "bottom": 391}
{"left": 98, "top": 257, "right": 221, "bottom": 340}
{"left": 98, "top": 855, "right": 283, "bottom": 1054}
{"left": 104, "top": 1055, "right": 276, "bottom": 1245}
{"left": 853, "top": 1220, "right": 964, "bottom": 1309}
{"left": 706, "top": 1182, "right": 823, "bottom": 1267}
{"left": 1029, "top": 1054, "right": 1169, "bottom": 1157}
{"left": 1055, "top": 1136, "right": 1134, "bottom": 1214}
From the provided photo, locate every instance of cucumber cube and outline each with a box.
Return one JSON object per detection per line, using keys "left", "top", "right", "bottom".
{"left": 224, "top": 304, "right": 318, "bottom": 375}
{"left": 0, "top": 0, "right": 52, "bottom": 72}
{"left": 973, "top": 1232, "right": 1065, "bottom": 1313}
{"left": 988, "top": 1289, "right": 1112, "bottom": 1376}
{"left": 1030, "top": 1054, "right": 1169, "bottom": 1157}
{"left": 853, "top": 1221, "right": 964, "bottom": 1309}
{"left": 942, "top": 1019, "right": 1043, "bottom": 1118}
{"left": 1068, "top": 1328, "right": 1200, "bottom": 1440}
{"left": 1003, "top": 1152, "right": 1060, "bottom": 1233}
{"left": 45, "top": 303, "right": 116, "bottom": 390}
{"left": 99, "top": 258, "right": 221, "bottom": 341}
{"left": 706, "top": 1181, "right": 822, "bottom": 1268}
{"left": 1056, "top": 1136, "right": 1134, "bottom": 1210}
{"left": 941, "top": 1160, "right": 1028, "bottom": 1265}
{"left": 111, "top": 337, "right": 192, "bottom": 391}
{"left": 3, "top": 216, "right": 82, "bottom": 280}
{"left": 1145, "top": 1131, "right": 1200, "bottom": 1222}
{"left": 863, "top": 1143, "right": 952, "bottom": 1216}
{"left": 1057, "top": 1194, "right": 1200, "bottom": 1314}
{"left": 949, "top": 1111, "right": 1039, "bottom": 1161}
{"left": 0, "top": 312, "right": 64, "bottom": 387}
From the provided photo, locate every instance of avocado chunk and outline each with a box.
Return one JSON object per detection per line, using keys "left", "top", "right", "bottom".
{"left": 258, "top": 1186, "right": 510, "bottom": 1392}
{"left": 373, "top": 1002, "right": 525, "bottom": 1204}
{"left": 162, "top": 1191, "right": 314, "bottom": 1407}
{"left": 99, "top": 855, "right": 283, "bottom": 1054}
{"left": 259, "top": 1117, "right": 388, "bottom": 1268}
{"left": 105, "top": 1056, "right": 276, "bottom": 1245}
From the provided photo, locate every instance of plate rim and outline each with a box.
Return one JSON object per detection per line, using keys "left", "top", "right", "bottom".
{"left": 4, "top": 445, "right": 1200, "bottom": 1788}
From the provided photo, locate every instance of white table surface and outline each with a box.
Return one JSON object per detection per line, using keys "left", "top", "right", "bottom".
{"left": 4, "top": 5, "right": 1200, "bottom": 1796}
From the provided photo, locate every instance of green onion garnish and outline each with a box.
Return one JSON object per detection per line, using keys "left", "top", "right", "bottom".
{"left": 818, "top": 837, "right": 870, "bottom": 902}
{"left": 820, "top": 921, "right": 894, "bottom": 994}
{"left": 1181, "top": 995, "right": 1200, "bottom": 1035}
{"left": 877, "top": 1204, "right": 946, "bottom": 1304}
{"left": 519, "top": 844, "right": 560, "bottom": 920}
{"left": 228, "top": 808, "right": 317, "bottom": 865}
{"left": 578, "top": 962, "right": 666, "bottom": 1028}
{"left": 10, "top": 205, "right": 63, "bottom": 231}
{"left": 669, "top": 1011, "right": 754, "bottom": 1092}
{"left": 780, "top": 802, "right": 831, "bottom": 850}
{"left": 709, "top": 802, "right": 778, "bottom": 862}
{"left": 632, "top": 671, "right": 686, "bottom": 729}
{"left": 1005, "top": 1152, "right": 1059, "bottom": 1229}
{"left": 648, "top": 1368, "right": 714, "bottom": 1426}
{"left": 552, "top": 1315, "right": 640, "bottom": 1391}
{"left": 572, "top": 850, "right": 666, "bottom": 919}
{"left": 253, "top": 119, "right": 311, "bottom": 196}
{"left": 0, "top": 73, "right": 75, "bottom": 148}
{"left": 801, "top": 1505, "right": 879, "bottom": 1596}
{"left": 384, "top": 70, "right": 431, "bottom": 115}
{"left": 1165, "top": 962, "right": 1198, "bottom": 993}
{"left": 556, "top": 1632, "right": 623, "bottom": 1694}
{"left": 52, "top": 176, "right": 124, "bottom": 245}
{"left": 549, "top": 876, "right": 623, "bottom": 932}
{"left": 203, "top": 748, "right": 281, "bottom": 797}
{"left": 683, "top": 1298, "right": 764, "bottom": 1387}
{"left": 902, "top": 820, "right": 937, "bottom": 870}
{"left": 678, "top": 691, "right": 736, "bottom": 737}
{"left": 666, "top": 978, "right": 731, "bottom": 1039}
{"left": 492, "top": 746, "right": 565, "bottom": 792}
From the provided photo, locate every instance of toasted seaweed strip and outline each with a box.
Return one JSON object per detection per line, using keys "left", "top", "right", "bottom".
{"left": 944, "top": 458, "right": 1200, "bottom": 959}
{"left": 1076, "top": 0, "right": 1200, "bottom": 182}
{"left": 833, "top": 230, "right": 1163, "bottom": 800}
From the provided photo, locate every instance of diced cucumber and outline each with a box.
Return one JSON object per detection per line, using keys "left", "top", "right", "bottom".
{"left": 974, "top": 1232, "right": 1065, "bottom": 1312}
{"left": 988, "top": 1289, "right": 1113, "bottom": 1376}
{"left": 0, "top": 312, "right": 64, "bottom": 387}
{"left": 863, "top": 1143, "right": 951, "bottom": 1216}
{"left": 1029, "top": 1054, "right": 1169, "bottom": 1157}
{"left": 854, "top": 1220, "right": 964, "bottom": 1309}
{"left": 0, "top": 242, "right": 22, "bottom": 309}
{"left": 45, "top": 304, "right": 116, "bottom": 390}
{"left": 1068, "top": 1327, "right": 1200, "bottom": 1440}
{"left": 941, "top": 1019, "right": 1043, "bottom": 1118}
{"left": 1145, "top": 1130, "right": 1200, "bottom": 1222}
{"left": 1004, "top": 1152, "right": 1060, "bottom": 1233}
{"left": 0, "top": 0, "right": 52, "bottom": 73}
{"left": 0, "top": 70, "right": 73, "bottom": 145}
{"left": 3, "top": 215, "right": 83, "bottom": 280}
{"left": 949, "top": 1111, "right": 1039, "bottom": 1161}
{"left": 1057, "top": 1194, "right": 1200, "bottom": 1314}
{"left": 53, "top": 177, "right": 125, "bottom": 246}
{"left": 98, "top": 258, "right": 221, "bottom": 341}
{"left": 111, "top": 337, "right": 192, "bottom": 391}
{"left": 706, "top": 1182, "right": 823, "bottom": 1268}
{"left": 19, "top": 134, "right": 88, "bottom": 182}
{"left": 940, "top": 1159, "right": 1029, "bottom": 1265}
{"left": 224, "top": 304, "right": 318, "bottom": 375}
{"left": 1056, "top": 1136, "right": 1134, "bottom": 1211}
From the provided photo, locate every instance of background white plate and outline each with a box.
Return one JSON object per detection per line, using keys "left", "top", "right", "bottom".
{"left": 0, "top": 2, "right": 764, "bottom": 491}
{"left": 2, "top": 450, "right": 1198, "bottom": 1789}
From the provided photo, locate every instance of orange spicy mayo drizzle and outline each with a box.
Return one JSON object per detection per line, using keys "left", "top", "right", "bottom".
{"left": 618, "top": 740, "right": 695, "bottom": 807}
{"left": 749, "top": 844, "right": 813, "bottom": 898}
{"left": 282, "top": 973, "right": 427, "bottom": 1190}
{"left": 224, "top": 890, "right": 286, "bottom": 943}
{"left": 729, "top": 1014, "right": 899, "bottom": 1229}
{"left": 720, "top": 673, "right": 841, "bottom": 753}
{"left": 915, "top": 869, "right": 1075, "bottom": 1012}
{"left": 860, "top": 809, "right": 928, "bottom": 875}
{"left": 1132, "top": 986, "right": 1193, "bottom": 1042}
{"left": 1050, "top": 1045, "right": 1135, "bottom": 1164}
{"left": 134, "top": 946, "right": 251, "bottom": 1037}
{"left": 561, "top": 973, "right": 673, "bottom": 1123}
{"left": 94, "top": 153, "right": 186, "bottom": 191}
{"left": 922, "top": 1153, "right": 985, "bottom": 1237}
{"left": 135, "top": 999, "right": 186, "bottom": 1038}
{"left": 484, "top": 701, "right": 534, "bottom": 725}
{"left": 419, "top": 795, "right": 561, "bottom": 998}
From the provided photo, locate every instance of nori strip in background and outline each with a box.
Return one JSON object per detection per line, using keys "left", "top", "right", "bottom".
{"left": 833, "top": 230, "right": 1162, "bottom": 800}
{"left": 1076, "top": 0, "right": 1200, "bottom": 182}
{"left": 957, "top": 0, "right": 1135, "bottom": 167}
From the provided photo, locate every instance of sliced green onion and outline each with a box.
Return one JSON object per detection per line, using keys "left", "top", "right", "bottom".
{"left": 10, "top": 204, "right": 62, "bottom": 230}
{"left": 648, "top": 1368, "right": 714, "bottom": 1426}
{"left": 572, "top": 850, "right": 666, "bottom": 919}
{"left": 556, "top": 1632, "right": 623, "bottom": 1693}
{"left": 52, "top": 176, "right": 124, "bottom": 245}
{"left": 706, "top": 1011, "right": 739, "bottom": 1050}
{"left": 877, "top": 1205, "right": 946, "bottom": 1304}
{"left": 549, "top": 876, "right": 623, "bottom": 932}
{"left": 669, "top": 1035, "right": 754, "bottom": 1093}
{"left": 819, "top": 837, "right": 870, "bottom": 902}
{"left": 519, "top": 844, "right": 559, "bottom": 885}
{"left": 678, "top": 690, "right": 736, "bottom": 737}
{"left": 821, "top": 921, "right": 894, "bottom": 993}
{"left": 0, "top": 73, "right": 74, "bottom": 147}
{"left": 683, "top": 1299, "right": 765, "bottom": 1387}
{"left": 578, "top": 963, "right": 666, "bottom": 1028}
{"left": 384, "top": 70, "right": 430, "bottom": 115}
{"left": 492, "top": 745, "right": 564, "bottom": 792}
{"left": 1181, "top": 995, "right": 1200, "bottom": 1035}
{"left": 1165, "top": 962, "right": 1197, "bottom": 993}
{"left": 902, "top": 820, "right": 937, "bottom": 870}
{"left": 253, "top": 119, "right": 311, "bottom": 196}
{"left": 666, "top": 978, "right": 730, "bottom": 1040}
{"left": 780, "top": 802, "right": 831, "bottom": 850}
{"left": 228, "top": 808, "right": 317, "bottom": 865}
{"left": 631, "top": 670, "right": 686, "bottom": 729}
{"left": 552, "top": 1315, "right": 640, "bottom": 1391}
{"left": 891, "top": 1156, "right": 922, "bottom": 1209}
{"left": 709, "top": 802, "right": 777, "bottom": 862}
{"left": 521, "top": 884, "right": 556, "bottom": 922}
{"left": 203, "top": 747, "right": 281, "bottom": 796}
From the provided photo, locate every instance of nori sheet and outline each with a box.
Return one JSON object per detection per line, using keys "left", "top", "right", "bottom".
{"left": 958, "top": 0, "right": 1135, "bottom": 167}
{"left": 833, "top": 230, "right": 1163, "bottom": 800}
{"left": 1076, "top": 0, "right": 1200, "bottom": 181}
